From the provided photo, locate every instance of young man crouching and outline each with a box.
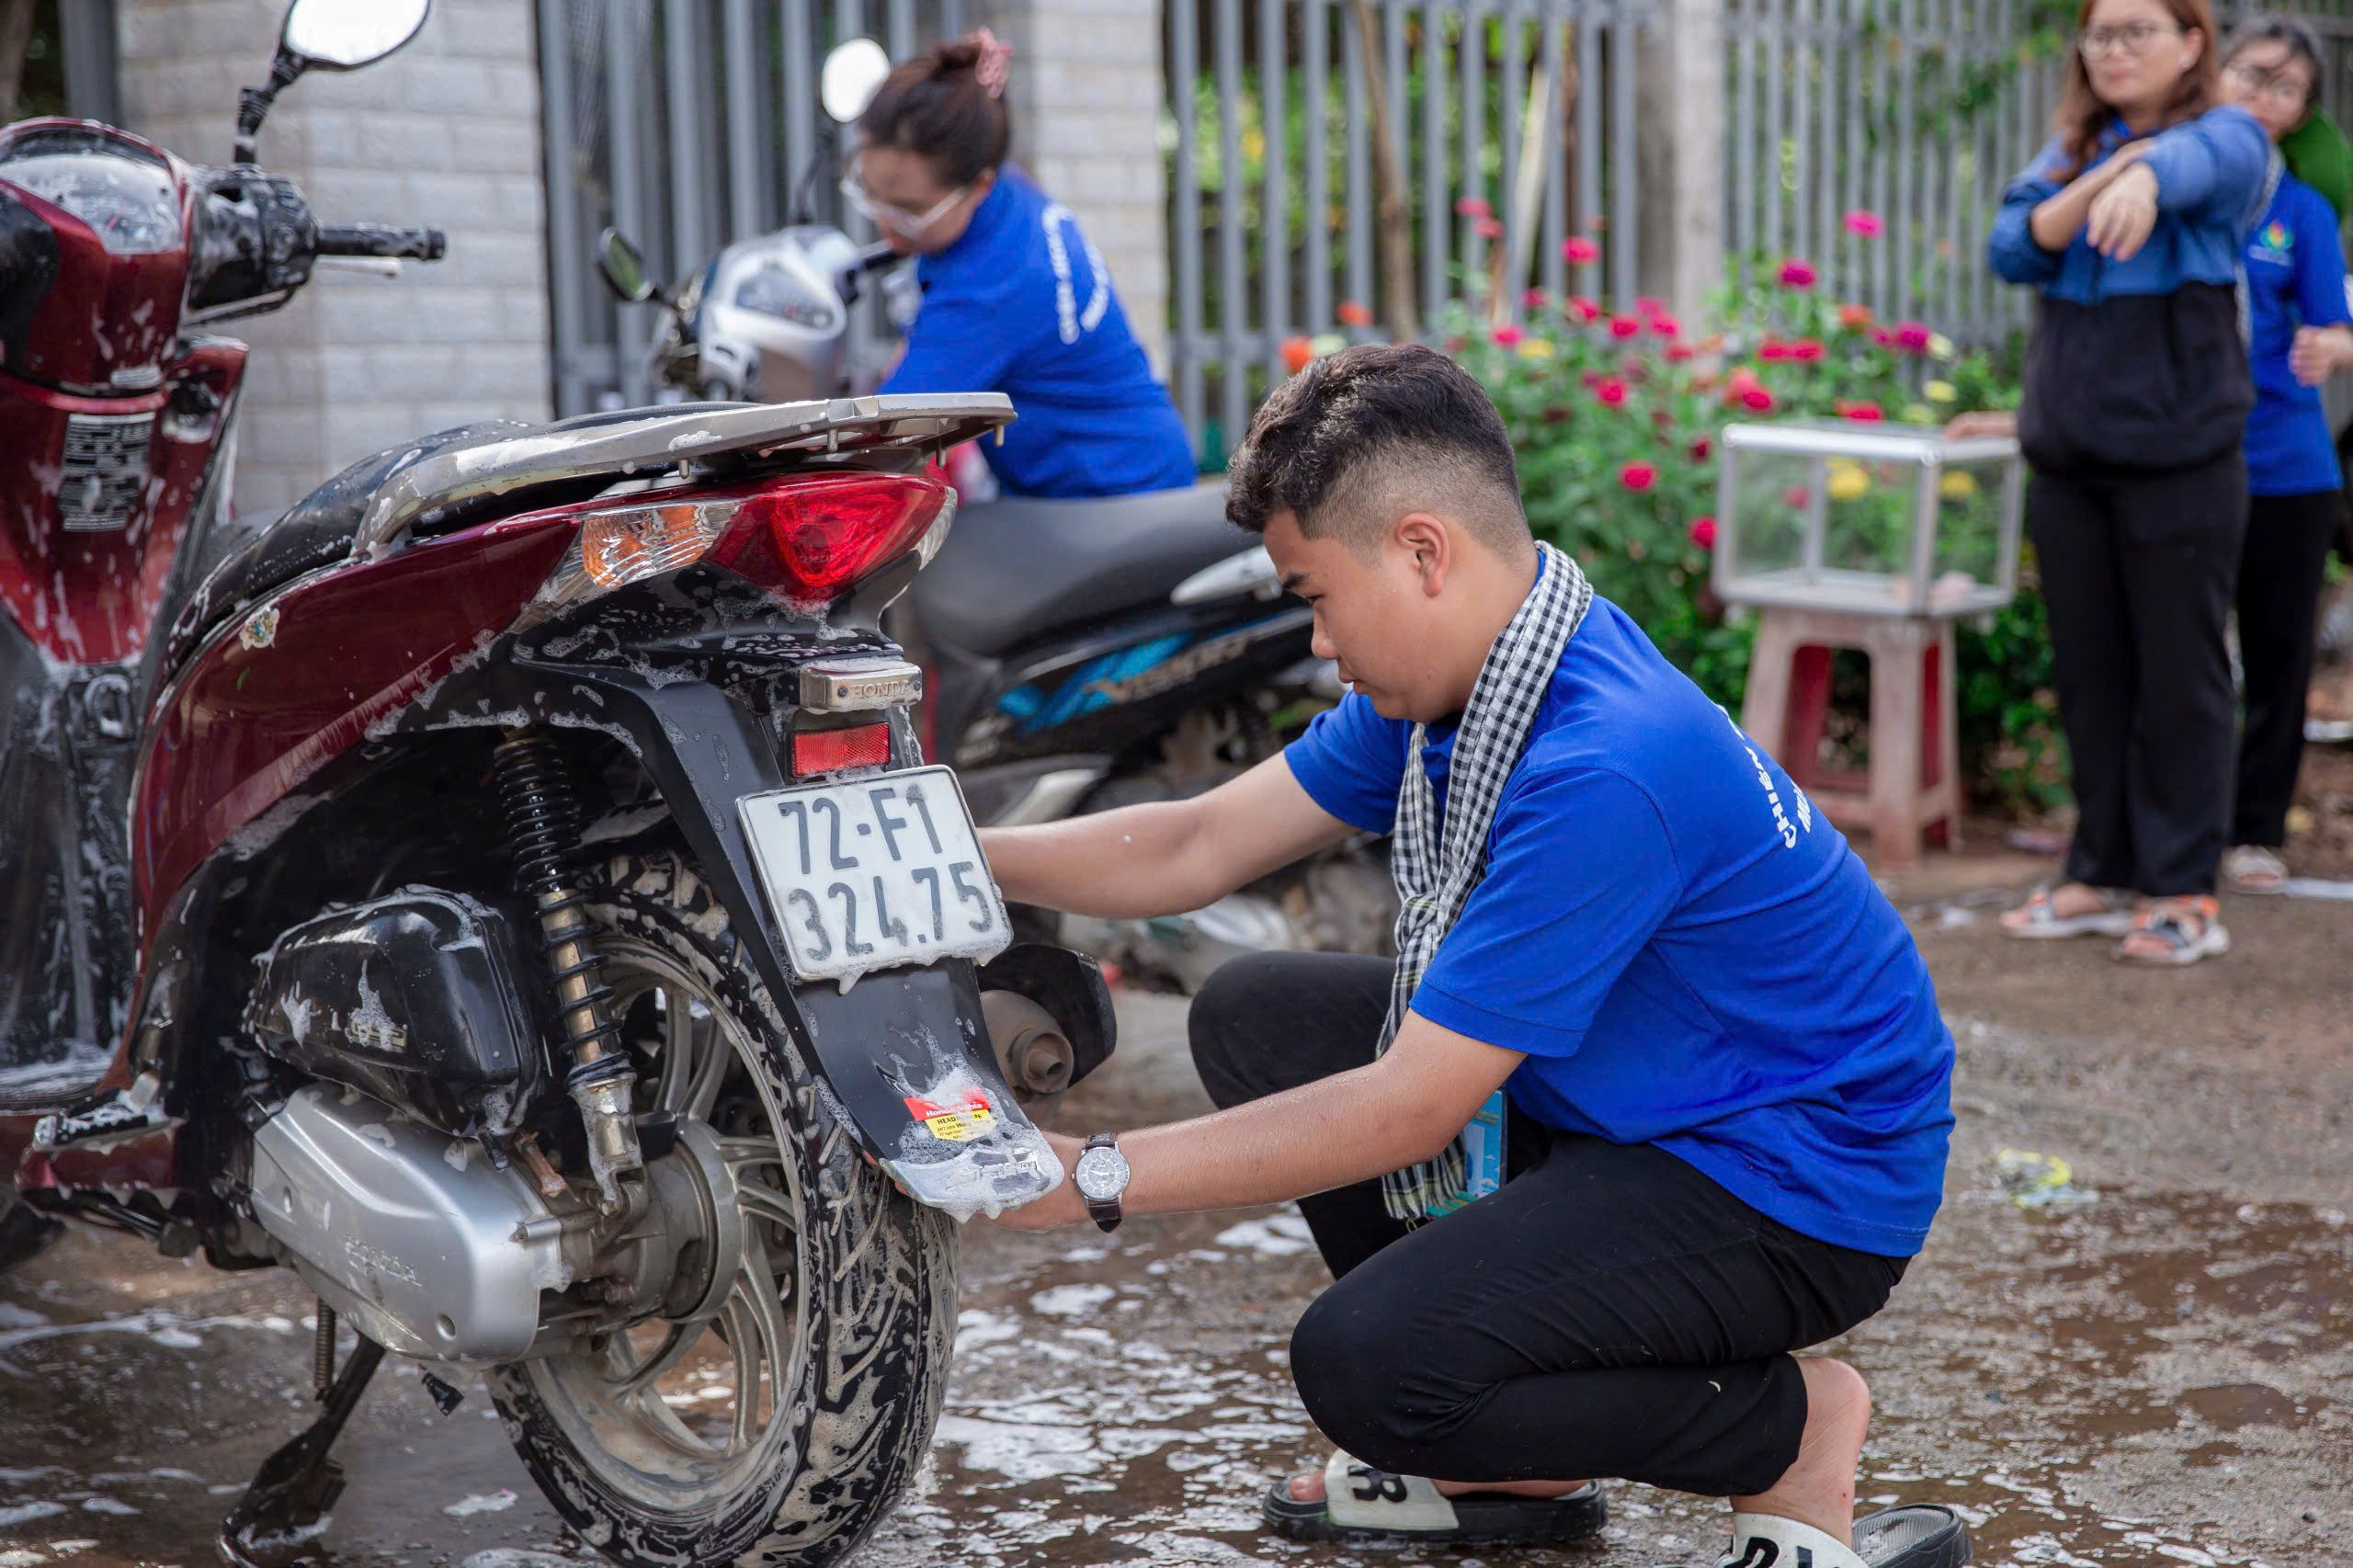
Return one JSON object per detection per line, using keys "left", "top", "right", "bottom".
{"left": 978, "top": 344, "right": 1966, "bottom": 1568}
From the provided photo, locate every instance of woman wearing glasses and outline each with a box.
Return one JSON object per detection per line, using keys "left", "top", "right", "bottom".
{"left": 2214, "top": 17, "right": 2353, "bottom": 895}
{"left": 1989, "top": 0, "right": 2270, "bottom": 965}
{"left": 852, "top": 30, "right": 1197, "bottom": 499}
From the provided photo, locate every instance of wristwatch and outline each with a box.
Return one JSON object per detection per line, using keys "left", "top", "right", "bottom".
{"left": 1072, "top": 1133, "right": 1131, "bottom": 1233}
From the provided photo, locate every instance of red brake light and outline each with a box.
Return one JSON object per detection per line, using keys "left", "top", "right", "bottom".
{"left": 710, "top": 473, "right": 949, "bottom": 605}
{"left": 792, "top": 722, "right": 892, "bottom": 776}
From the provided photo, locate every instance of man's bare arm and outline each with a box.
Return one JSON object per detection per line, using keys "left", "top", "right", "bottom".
{"left": 979, "top": 754, "right": 1355, "bottom": 920}
{"left": 990, "top": 1010, "right": 1522, "bottom": 1229}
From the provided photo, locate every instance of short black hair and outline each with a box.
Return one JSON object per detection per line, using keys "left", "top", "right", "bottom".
{"left": 2226, "top": 14, "right": 2325, "bottom": 108}
{"left": 858, "top": 35, "right": 1012, "bottom": 189}
{"left": 1224, "top": 343, "right": 1530, "bottom": 553}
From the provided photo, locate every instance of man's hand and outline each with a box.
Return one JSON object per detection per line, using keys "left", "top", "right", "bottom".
{"left": 1942, "top": 409, "right": 2017, "bottom": 442}
{"left": 986, "top": 1130, "right": 1088, "bottom": 1232}
{"left": 2086, "top": 164, "right": 2160, "bottom": 261}
{"left": 2290, "top": 324, "right": 2353, "bottom": 387}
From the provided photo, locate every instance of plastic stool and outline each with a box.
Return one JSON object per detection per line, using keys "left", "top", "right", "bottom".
{"left": 1737, "top": 607, "right": 1961, "bottom": 867}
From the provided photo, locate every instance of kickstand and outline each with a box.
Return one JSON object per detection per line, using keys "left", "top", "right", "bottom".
{"left": 219, "top": 1333, "right": 386, "bottom": 1566}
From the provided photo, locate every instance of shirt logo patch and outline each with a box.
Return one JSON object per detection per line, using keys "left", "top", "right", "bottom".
{"left": 2253, "top": 219, "right": 2293, "bottom": 267}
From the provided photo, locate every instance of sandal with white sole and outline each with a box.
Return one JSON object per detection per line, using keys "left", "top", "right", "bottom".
{"left": 1711, "top": 1506, "right": 1973, "bottom": 1568}
{"left": 2222, "top": 845, "right": 2288, "bottom": 896}
{"left": 2116, "top": 895, "right": 2230, "bottom": 967}
{"left": 2001, "top": 884, "right": 2135, "bottom": 939}
{"left": 1259, "top": 1450, "right": 1606, "bottom": 1546}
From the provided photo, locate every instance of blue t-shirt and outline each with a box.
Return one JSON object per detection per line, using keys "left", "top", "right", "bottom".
{"left": 1285, "top": 592, "right": 1955, "bottom": 1256}
{"left": 881, "top": 167, "right": 1197, "bottom": 499}
{"left": 2244, "top": 171, "right": 2351, "bottom": 496}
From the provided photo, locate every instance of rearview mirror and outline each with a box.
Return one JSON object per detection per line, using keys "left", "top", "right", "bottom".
{"left": 238, "top": 0, "right": 430, "bottom": 163}
{"left": 820, "top": 38, "right": 892, "bottom": 125}
{"left": 281, "top": 0, "right": 431, "bottom": 70}
{"left": 596, "top": 228, "right": 657, "bottom": 304}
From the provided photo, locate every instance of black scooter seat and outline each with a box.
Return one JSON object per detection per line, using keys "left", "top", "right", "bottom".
{"left": 912, "top": 482, "right": 1250, "bottom": 657}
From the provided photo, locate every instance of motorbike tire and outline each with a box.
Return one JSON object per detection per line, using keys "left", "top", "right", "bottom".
{"left": 488, "top": 846, "right": 959, "bottom": 1568}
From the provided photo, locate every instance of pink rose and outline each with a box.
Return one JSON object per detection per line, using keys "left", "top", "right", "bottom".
{"left": 1843, "top": 210, "right": 1885, "bottom": 237}
{"left": 1778, "top": 258, "right": 1819, "bottom": 289}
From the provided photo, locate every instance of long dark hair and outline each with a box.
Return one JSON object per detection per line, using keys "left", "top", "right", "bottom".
{"left": 858, "top": 32, "right": 1013, "bottom": 188}
{"left": 2053, "top": 0, "right": 2224, "bottom": 176}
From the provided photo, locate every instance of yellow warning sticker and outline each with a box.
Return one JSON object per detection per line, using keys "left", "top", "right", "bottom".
{"left": 905, "top": 1093, "right": 995, "bottom": 1142}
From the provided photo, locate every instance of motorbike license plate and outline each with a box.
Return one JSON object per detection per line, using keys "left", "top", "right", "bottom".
{"left": 739, "top": 767, "right": 1009, "bottom": 984}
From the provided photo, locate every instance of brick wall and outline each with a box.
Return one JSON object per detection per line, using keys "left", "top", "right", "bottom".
{"left": 980, "top": 0, "right": 1171, "bottom": 379}
{"left": 115, "top": 0, "right": 551, "bottom": 517}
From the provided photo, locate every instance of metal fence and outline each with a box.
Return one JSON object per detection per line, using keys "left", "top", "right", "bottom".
{"left": 1725, "top": 1, "right": 2353, "bottom": 349}
{"left": 1162, "top": 0, "right": 1651, "bottom": 454}
{"left": 538, "top": 0, "right": 969, "bottom": 415}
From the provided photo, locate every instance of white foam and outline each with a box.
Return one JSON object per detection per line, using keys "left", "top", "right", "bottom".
{"left": 443, "top": 1489, "right": 518, "bottom": 1517}
{"left": 1029, "top": 1284, "right": 1115, "bottom": 1317}
{"left": 1211, "top": 1212, "right": 1316, "bottom": 1256}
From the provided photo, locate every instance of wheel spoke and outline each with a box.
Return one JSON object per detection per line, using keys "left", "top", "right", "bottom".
{"left": 652, "top": 986, "right": 691, "bottom": 1110}
{"left": 682, "top": 1004, "right": 731, "bottom": 1119}
{"left": 720, "top": 1295, "right": 765, "bottom": 1450}
{"left": 608, "top": 1321, "right": 698, "bottom": 1396}
{"left": 736, "top": 1177, "right": 797, "bottom": 1233}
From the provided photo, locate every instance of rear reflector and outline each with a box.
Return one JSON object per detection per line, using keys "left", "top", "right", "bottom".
{"left": 517, "top": 472, "right": 954, "bottom": 626}
{"left": 791, "top": 722, "right": 891, "bottom": 776}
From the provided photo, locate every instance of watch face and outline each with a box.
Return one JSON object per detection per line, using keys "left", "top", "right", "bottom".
{"left": 1074, "top": 1144, "right": 1130, "bottom": 1202}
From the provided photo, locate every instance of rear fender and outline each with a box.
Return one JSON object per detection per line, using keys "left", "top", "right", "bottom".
{"left": 390, "top": 619, "right": 1063, "bottom": 1219}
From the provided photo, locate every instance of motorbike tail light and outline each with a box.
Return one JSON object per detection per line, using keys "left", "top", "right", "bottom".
{"left": 520, "top": 471, "right": 955, "bottom": 624}
{"left": 708, "top": 473, "right": 951, "bottom": 606}
{"left": 791, "top": 722, "right": 892, "bottom": 777}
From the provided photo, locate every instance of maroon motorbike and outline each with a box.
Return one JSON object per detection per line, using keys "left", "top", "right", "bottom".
{"left": 0, "top": 3, "right": 1108, "bottom": 1563}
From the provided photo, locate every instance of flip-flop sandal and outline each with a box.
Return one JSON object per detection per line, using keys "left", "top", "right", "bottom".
{"left": 2116, "top": 896, "right": 2230, "bottom": 967}
{"left": 2001, "top": 885, "right": 2134, "bottom": 939}
{"left": 2222, "top": 846, "right": 2288, "bottom": 895}
{"left": 1712, "top": 1506, "right": 1972, "bottom": 1568}
{"left": 1260, "top": 1450, "right": 1606, "bottom": 1546}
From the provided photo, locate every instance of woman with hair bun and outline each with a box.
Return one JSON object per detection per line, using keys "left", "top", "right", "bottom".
{"left": 853, "top": 29, "right": 1197, "bottom": 499}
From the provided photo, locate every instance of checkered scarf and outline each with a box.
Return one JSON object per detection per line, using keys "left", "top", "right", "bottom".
{"left": 1377, "top": 541, "right": 1592, "bottom": 1221}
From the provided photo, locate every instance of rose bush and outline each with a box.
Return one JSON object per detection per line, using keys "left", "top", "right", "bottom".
{"left": 1404, "top": 233, "right": 2063, "bottom": 810}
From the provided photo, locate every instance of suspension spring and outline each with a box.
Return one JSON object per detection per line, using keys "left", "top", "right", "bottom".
{"left": 312, "top": 1301, "right": 336, "bottom": 1399}
{"left": 492, "top": 731, "right": 642, "bottom": 1210}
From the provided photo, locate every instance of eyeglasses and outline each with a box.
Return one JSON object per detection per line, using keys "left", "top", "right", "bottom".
{"left": 2077, "top": 21, "right": 2183, "bottom": 60}
{"left": 839, "top": 156, "right": 968, "bottom": 237}
{"left": 2225, "top": 61, "right": 2313, "bottom": 108}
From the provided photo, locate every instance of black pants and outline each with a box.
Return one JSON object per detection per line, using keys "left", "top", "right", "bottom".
{"left": 2233, "top": 490, "right": 2342, "bottom": 847}
{"left": 1188, "top": 952, "right": 1909, "bottom": 1498}
{"left": 2029, "top": 454, "right": 2247, "bottom": 895}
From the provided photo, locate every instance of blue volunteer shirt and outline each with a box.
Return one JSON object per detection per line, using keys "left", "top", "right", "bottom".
{"left": 881, "top": 166, "right": 1198, "bottom": 499}
{"left": 1989, "top": 106, "right": 2272, "bottom": 298}
{"left": 2244, "top": 171, "right": 2351, "bottom": 496}
{"left": 1286, "top": 590, "right": 1955, "bottom": 1256}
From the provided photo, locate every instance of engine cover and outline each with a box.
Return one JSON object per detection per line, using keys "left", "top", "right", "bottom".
{"left": 248, "top": 1083, "right": 584, "bottom": 1362}
{"left": 246, "top": 887, "right": 545, "bottom": 1139}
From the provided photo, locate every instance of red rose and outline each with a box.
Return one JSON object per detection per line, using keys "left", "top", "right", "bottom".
{"left": 1689, "top": 516, "right": 1718, "bottom": 549}
{"left": 1782, "top": 484, "right": 1811, "bottom": 507}
{"left": 1895, "top": 321, "right": 1933, "bottom": 353}
{"left": 1562, "top": 236, "right": 1601, "bottom": 265}
{"left": 1455, "top": 195, "right": 1493, "bottom": 219}
{"left": 1835, "top": 398, "right": 1885, "bottom": 422}
{"left": 1740, "top": 385, "right": 1777, "bottom": 413}
{"left": 1844, "top": 210, "right": 1885, "bottom": 238}
{"left": 1523, "top": 288, "right": 1549, "bottom": 311}
{"left": 1790, "top": 338, "right": 1825, "bottom": 361}
{"left": 1280, "top": 335, "right": 1314, "bottom": 374}
{"left": 1620, "top": 461, "right": 1658, "bottom": 493}
{"left": 1608, "top": 315, "right": 1642, "bottom": 339}
{"left": 1492, "top": 324, "right": 1525, "bottom": 347}
{"left": 1336, "top": 300, "right": 1373, "bottom": 327}
{"left": 1778, "top": 258, "right": 1819, "bottom": 289}
{"left": 1596, "top": 377, "right": 1630, "bottom": 408}
{"left": 1567, "top": 295, "right": 1602, "bottom": 322}
{"left": 1474, "top": 216, "right": 1504, "bottom": 240}
{"left": 1870, "top": 326, "right": 1897, "bottom": 347}
{"left": 1665, "top": 342, "right": 1696, "bottom": 362}
{"left": 1650, "top": 312, "right": 1684, "bottom": 338}
{"left": 1759, "top": 339, "right": 1793, "bottom": 362}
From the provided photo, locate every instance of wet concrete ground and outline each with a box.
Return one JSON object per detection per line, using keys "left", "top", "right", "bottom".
{"left": 3, "top": 880, "right": 2349, "bottom": 1568}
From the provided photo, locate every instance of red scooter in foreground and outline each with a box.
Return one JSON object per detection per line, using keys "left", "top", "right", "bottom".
{"left": 0, "top": 3, "right": 1108, "bottom": 1563}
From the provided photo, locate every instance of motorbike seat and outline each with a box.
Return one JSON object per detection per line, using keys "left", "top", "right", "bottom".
{"left": 153, "top": 405, "right": 753, "bottom": 679}
{"left": 910, "top": 482, "right": 1251, "bottom": 657}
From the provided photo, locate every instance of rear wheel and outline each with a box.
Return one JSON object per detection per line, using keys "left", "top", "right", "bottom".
{"left": 489, "top": 847, "right": 958, "bottom": 1568}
